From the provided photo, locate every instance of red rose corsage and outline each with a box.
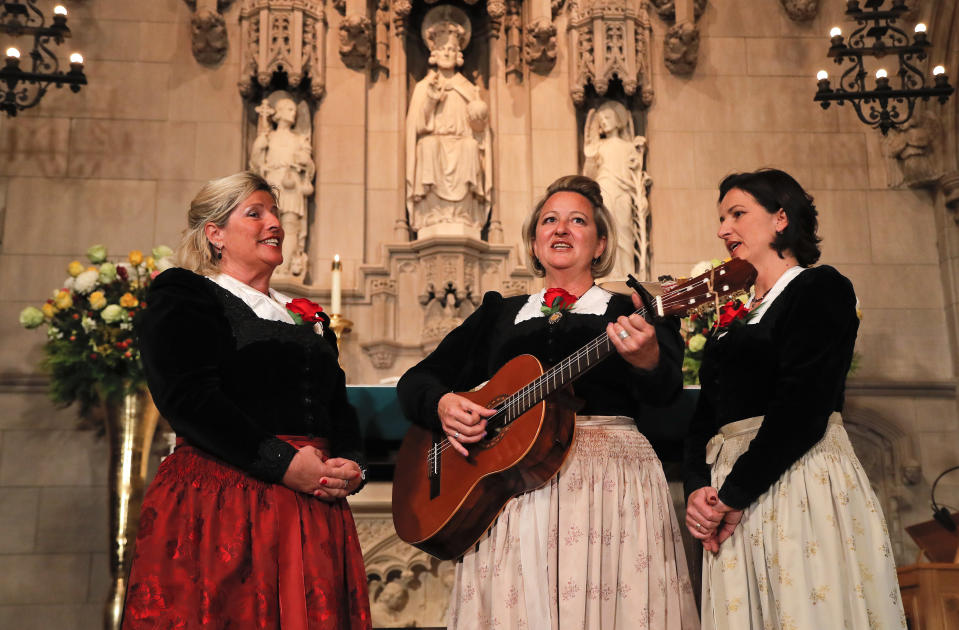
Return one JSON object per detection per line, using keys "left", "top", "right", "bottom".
{"left": 712, "top": 298, "right": 751, "bottom": 334}
{"left": 541, "top": 287, "right": 578, "bottom": 324}
{"left": 286, "top": 298, "right": 331, "bottom": 334}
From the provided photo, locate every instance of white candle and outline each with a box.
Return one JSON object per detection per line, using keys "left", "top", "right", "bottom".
{"left": 331, "top": 254, "right": 342, "bottom": 314}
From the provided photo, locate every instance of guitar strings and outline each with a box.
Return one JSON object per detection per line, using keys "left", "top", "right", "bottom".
{"left": 426, "top": 277, "right": 727, "bottom": 462}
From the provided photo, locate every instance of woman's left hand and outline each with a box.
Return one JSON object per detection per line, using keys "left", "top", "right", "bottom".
{"left": 312, "top": 456, "right": 363, "bottom": 501}
{"left": 607, "top": 292, "right": 659, "bottom": 370}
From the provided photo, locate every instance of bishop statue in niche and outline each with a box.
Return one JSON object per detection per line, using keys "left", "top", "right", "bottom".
{"left": 583, "top": 100, "right": 652, "bottom": 280}
{"left": 406, "top": 5, "right": 492, "bottom": 239}
{"left": 250, "top": 95, "right": 315, "bottom": 278}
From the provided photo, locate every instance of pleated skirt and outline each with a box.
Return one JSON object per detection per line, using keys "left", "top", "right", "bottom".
{"left": 449, "top": 416, "right": 700, "bottom": 630}
{"left": 122, "top": 441, "right": 372, "bottom": 630}
{"left": 702, "top": 417, "right": 906, "bottom": 630}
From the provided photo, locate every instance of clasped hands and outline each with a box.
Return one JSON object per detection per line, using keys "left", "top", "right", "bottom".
{"left": 685, "top": 486, "right": 744, "bottom": 553}
{"left": 282, "top": 445, "right": 362, "bottom": 502}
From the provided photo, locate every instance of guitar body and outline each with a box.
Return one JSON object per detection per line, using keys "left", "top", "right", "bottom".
{"left": 392, "top": 354, "right": 576, "bottom": 560}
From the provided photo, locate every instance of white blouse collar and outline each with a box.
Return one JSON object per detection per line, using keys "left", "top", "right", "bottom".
{"left": 746, "top": 266, "right": 805, "bottom": 323}
{"left": 207, "top": 273, "right": 296, "bottom": 324}
{"left": 514, "top": 285, "right": 613, "bottom": 324}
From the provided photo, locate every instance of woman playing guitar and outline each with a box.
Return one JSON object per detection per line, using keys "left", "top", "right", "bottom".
{"left": 397, "top": 175, "right": 699, "bottom": 630}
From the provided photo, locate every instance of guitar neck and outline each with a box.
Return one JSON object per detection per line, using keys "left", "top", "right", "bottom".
{"left": 497, "top": 306, "right": 647, "bottom": 421}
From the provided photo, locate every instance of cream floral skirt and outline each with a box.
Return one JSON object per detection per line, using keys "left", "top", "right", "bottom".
{"left": 702, "top": 415, "right": 907, "bottom": 630}
{"left": 448, "top": 416, "right": 700, "bottom": 630}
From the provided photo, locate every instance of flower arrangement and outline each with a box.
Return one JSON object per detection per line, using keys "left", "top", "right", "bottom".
{"left": 18, "top": 244, "right": 175, "bottom": 414}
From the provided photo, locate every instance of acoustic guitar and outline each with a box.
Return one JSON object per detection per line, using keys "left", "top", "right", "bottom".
{"left": 391, "top": 258, "right": 756, "bottom": 560}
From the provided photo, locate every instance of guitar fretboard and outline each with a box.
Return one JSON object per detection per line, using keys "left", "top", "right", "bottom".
{"left": 486, "top": 306, "right": 647, "bottom": 430}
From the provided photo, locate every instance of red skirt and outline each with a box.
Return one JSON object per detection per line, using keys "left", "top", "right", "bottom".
{"left": 122, "top": 438, "right": 372, "bottom": 630}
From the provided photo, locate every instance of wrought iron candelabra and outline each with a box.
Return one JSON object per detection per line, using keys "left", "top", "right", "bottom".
{"left": 813, "top": 0, "right": 954, "bottom": 135}
{"left": 0, "top": 1, "right": 86, "bottom": 116}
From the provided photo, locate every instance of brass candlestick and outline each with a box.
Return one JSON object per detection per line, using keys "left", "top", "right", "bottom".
{"left": 329, "top": 313, "right": 353, "bottom": 350}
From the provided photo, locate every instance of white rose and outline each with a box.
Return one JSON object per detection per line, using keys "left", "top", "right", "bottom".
{"left": 81, "top": 316, "right": 97, "bottom": 333}
{"left": 74, "top": 269, "right": 99, "bottom": 294}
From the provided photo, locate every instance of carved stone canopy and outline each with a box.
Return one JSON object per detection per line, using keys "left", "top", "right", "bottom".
{"left": 238, "top": 0, "right": 327, "bottom": 101}
{"left": 567, "top": 0, "right": 655, "bottom": 106}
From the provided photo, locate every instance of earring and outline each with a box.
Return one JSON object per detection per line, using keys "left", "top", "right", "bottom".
{"left": 214, "top": 243, "right": 223, "bottom": 260}
{"left": 592, "top": 256, "right": 601, "bottom": 265}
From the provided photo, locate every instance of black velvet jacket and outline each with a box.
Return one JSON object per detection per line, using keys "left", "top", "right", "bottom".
{"left": 683, "top": 265, "right": 859, "bottom": 509}
{"left": 138, "top": 268, "right": 365, "bottom": 483}
{"left": 397, "top": 289, "right": 684, "bottom": 432}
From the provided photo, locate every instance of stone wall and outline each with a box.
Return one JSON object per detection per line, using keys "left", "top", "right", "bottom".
{"left": 1, "top": 0, "right": 958, "bottom": 626}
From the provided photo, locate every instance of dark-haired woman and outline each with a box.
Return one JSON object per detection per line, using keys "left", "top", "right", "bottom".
{"left": 683, "top": 168, "right": 905, "bottom": 629}
{"left": 399, "top": 175, "right": 698, "bottom": 630}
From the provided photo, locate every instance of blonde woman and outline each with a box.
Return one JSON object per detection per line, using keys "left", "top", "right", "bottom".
{"left": 398, "top": 175, "right": 698, "bottom": 630}
{"left": 123, "top": 172, "right": 371, "bottom": 629}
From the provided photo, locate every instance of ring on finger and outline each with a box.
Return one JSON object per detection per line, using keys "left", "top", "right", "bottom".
{"left": 453, "top": 431, "right": 460, "bottom": 439}
{"left": 695, "top": 522, "right": 703, "bottom": 530}
{"left": 617, "top": 329, "right": 630, "bottom": 340}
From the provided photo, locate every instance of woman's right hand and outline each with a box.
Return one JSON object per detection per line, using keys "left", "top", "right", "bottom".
{"left": 686, "top": 486, "right": 724, "bottom": 542}
{"left": 438, "top": 393, "right": 495, "bottom": 457}
{"left": 281, "top": 446, "right": 361, "bottom": 501}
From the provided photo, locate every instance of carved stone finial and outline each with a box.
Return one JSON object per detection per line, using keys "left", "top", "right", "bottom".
{"left": 504, "top": 0, "right": 522, "bottom": 81}
{"left": 191, "top": 8, "right": 229, "bottom": 65}
{"left": 779, "top": 0, "right": 818, "bottom": 22}
{"left": 374, "top": 0, "right": 391, "bottom": 72}
{"left": 340, "top": 14, "right": 374, "bottom": 70}
{"left": 663, "top": 21, "right": 699, "bottom": 76}
{"left": 487, "top": 0, "right": 507, "bottom": 38}
{"left": 393, "top": 0, "right": 412, "bottom": 35}
{"left": 524, "top": 17, "right": 557, "bottom": 75}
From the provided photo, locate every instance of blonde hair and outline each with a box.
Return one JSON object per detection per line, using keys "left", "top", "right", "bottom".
{"left": 521, "top": 174, "right": 617, "bottom": 278}
{"left": 177, "top": 172, "right": 276, "bottom": 275}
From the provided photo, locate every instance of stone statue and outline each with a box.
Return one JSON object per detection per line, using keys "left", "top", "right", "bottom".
{"left": 249, "top": 95, "right": 315, "bottom": 277}
{"left": 584, "top": 100, "right": 652, "bottom": 279}
{"left": 406, "top": 5, "right": 492, "bottom": 239}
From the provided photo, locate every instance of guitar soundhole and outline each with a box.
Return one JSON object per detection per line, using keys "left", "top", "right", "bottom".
{"left": 477, "top": 394, "right": 510, "bottom": 449}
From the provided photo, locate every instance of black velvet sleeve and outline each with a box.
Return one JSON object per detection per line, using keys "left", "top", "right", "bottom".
{"left": 396, "top": 291, "right": 504, "bottom": 431}
{"left": 717, "top": 267, "right": 859, "bottom": 509}
{"left": 138, "top": 269, "right": 297, "bottom": 483}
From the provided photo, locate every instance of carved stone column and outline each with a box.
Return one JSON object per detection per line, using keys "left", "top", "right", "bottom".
{"left": 567, "top": 0, "right": 654, "bottom": 106}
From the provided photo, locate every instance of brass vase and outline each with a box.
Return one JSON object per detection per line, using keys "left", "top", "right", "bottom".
{"left": 102, "top": 387, "right": 160, "bottom": 630}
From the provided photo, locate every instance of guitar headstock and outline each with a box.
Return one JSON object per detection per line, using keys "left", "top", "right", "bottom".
{"left": 659, "top": 258, "right": 757, "bottom": 318}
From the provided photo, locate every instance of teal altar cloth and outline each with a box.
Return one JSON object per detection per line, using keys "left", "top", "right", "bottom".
{"left": 345, "top": 385, "right": 701, "bottom": 480}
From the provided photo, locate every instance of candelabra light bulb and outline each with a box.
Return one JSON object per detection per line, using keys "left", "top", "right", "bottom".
{"left": 817, "top": 70, "right": 828, "bottom": 80}
{"left": 914, "top": 23, "right": 926, "bottom": 33}
{"left": 69, "top": 53, "right": 84, "bottom": 64}
{"left": 829, "top": 26, "right": 842, "bottom": 38}
{"left": 5, "top": 47, "right": 20, "bottom": 59}
{"left": 54, "top": 5, "right": 67, "bottom": 15}
{"left": 334, "top": 254, "right": 340, "bottom": 264}
{"left": 876, "top": 68, "right": 888, "bottom": 79}
{"left": 934, "top": 65, "right": 946, "bottom": 76}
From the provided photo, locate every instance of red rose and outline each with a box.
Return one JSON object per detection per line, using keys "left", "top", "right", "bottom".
{"left": 543, "top": 287, "right": 577, "bottom": 310}
{"left": 716, "top": 299, "right": 749, "bottom": 328}
{"left": 286, "top": 298, "right": 325, "bottom": 324}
